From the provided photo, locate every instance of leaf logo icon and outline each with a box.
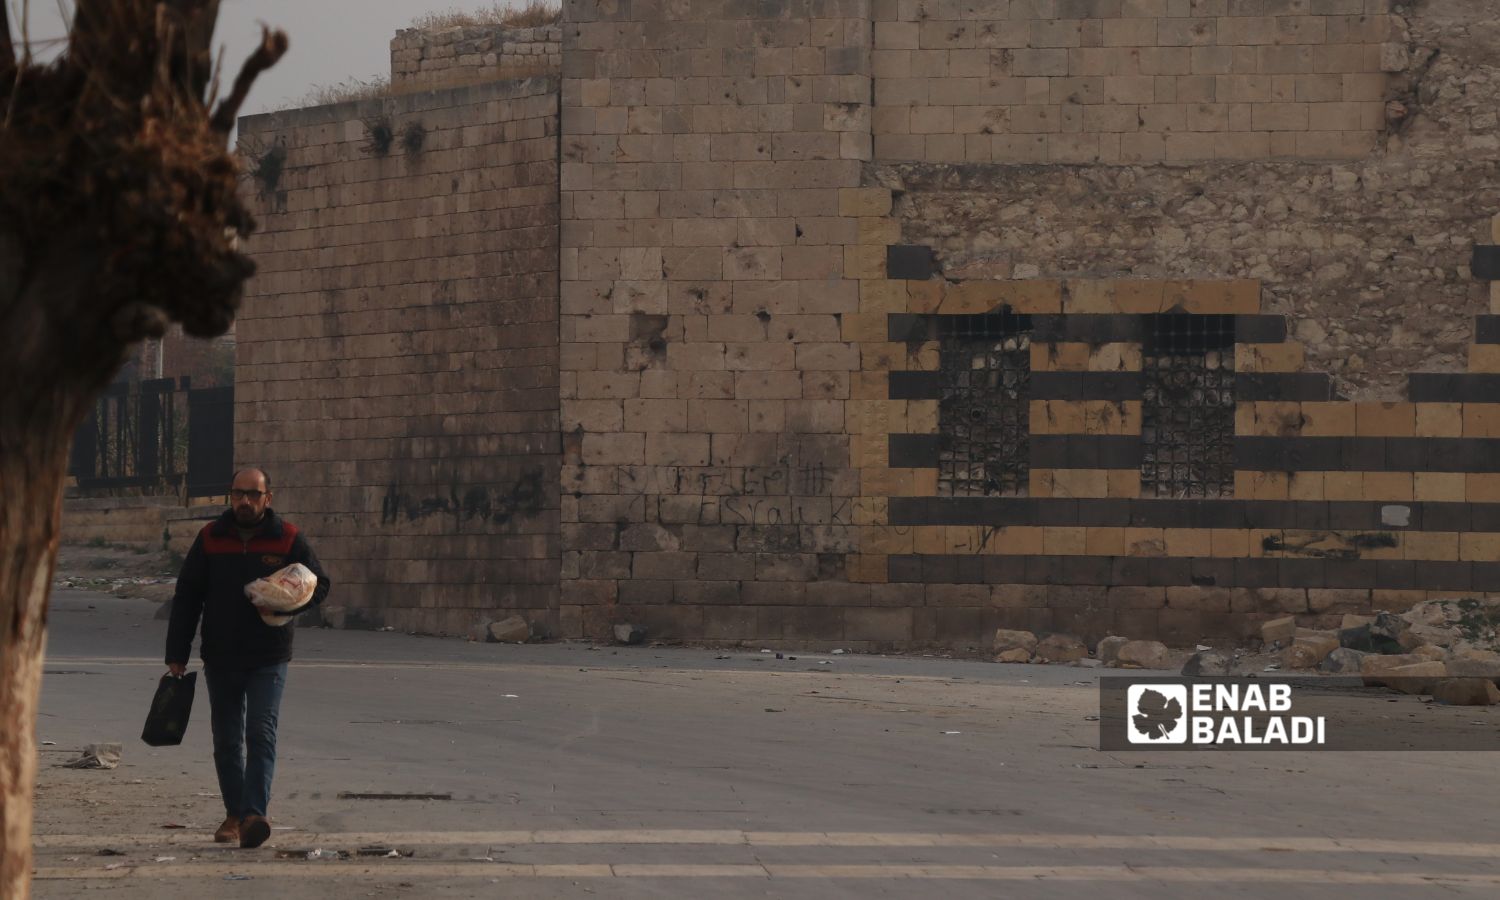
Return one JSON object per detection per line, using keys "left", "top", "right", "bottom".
{"left": 1131, "top": 688, "right": 1184, "bottom": 741}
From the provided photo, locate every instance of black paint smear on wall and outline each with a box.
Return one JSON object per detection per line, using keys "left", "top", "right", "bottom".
{"left": 380, "top": 468, "right": 546, "bottom": 528}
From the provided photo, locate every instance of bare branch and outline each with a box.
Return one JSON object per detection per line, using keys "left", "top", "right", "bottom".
{"left": 210, "top": 26, "right": 286, "bottom": 132}
{"left": 181, "top": 0, "right": 219, "bottom": 95}
{"left": 1, "top": 2, "right": 14, "bottom": 70}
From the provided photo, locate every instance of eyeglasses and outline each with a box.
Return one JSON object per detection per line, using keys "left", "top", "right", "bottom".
{"left": 230, "top": 489, "right": 266, "bottom": 501}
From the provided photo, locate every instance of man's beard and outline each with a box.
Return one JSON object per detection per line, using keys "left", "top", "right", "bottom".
{"left": 234, "top": 507, "right": 265, "bottom": 527}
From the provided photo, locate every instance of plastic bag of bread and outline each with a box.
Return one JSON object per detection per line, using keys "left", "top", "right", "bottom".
{"left": 245, "top": 563, "right": 318, "bottom": 627}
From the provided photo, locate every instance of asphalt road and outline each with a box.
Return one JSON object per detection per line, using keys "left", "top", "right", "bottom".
{"left": 28, "top": 589, "right": 1500, "bottom": 899}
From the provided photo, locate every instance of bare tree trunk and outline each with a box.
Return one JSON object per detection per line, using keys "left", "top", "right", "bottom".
{"left": 0, "top": 4, "right": 284, "bottom": 893}
{"left": 0, "top": 432, "right": 69, "bottom": 898}
{"left": 0, "top": 231, "right": 105, "bottom": 896}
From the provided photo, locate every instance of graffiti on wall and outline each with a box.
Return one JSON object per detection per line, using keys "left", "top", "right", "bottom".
{"left": 380, "top": 468, "right": 547, "bottom": 529}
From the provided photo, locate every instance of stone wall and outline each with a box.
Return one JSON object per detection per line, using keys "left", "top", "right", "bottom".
{"left": 392, "top": 25, "right": 563, "bottom": 89}
{"left": 60, "top": 498, "right": 218, "bottom": 556}
{"left": 873, "top": 0, "right": 1401, "bottom": 164}
{"left": 234, "top": 0, "right": 1500, "bottom": 651}
{"left": 236, "top": 77, "right": 562, "bottom": 637}
{"left": 558, "top": 0, "right": 878, "bottom": 644}
{"left": 552, "top": 0, "right": 1500, "bottom": 650}
{"left": 886, "top": 0, "right": 1500, "bottom": 398}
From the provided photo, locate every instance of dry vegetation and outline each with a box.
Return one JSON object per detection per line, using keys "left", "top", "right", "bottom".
{"left": 410, "top": 1, "right": 559, "bottom": 30}
{"left": 284, "top": 1, "right": 560, "bottom": 111}
{"left": 296, "top": 76, "right": 391, "bottom": 107}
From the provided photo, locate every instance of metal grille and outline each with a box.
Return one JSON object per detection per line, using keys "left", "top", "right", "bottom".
{"left": 68, "top": 378, "right": 234, "bottom": 498}
{"left": 937, "top": 312, "right": 1033, "bottom": 497}
{"left": 1141, "top": 314, "right": 1236, "bottom": 498}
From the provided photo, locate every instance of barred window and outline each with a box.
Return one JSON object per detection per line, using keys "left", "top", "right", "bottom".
{"left": 936, "top": 312, "right": 1033, "bottom": 497}
{"left": 1141, "top": 314, "right": 1236, "bottom": 498}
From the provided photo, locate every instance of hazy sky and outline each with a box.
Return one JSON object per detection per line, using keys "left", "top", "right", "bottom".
{"left": 14, "top": 0, "right": 518, "bottom": 113}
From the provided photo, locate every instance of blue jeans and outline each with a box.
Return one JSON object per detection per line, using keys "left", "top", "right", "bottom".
{"left": 204, "top": 663, "right": 287, "bottom": 819}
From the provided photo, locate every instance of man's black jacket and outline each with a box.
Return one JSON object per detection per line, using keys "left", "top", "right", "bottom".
{"left": 165, "top": 509, "right": 331, "bottom": 670}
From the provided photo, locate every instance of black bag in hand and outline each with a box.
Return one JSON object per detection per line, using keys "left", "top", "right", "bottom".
{"left": 142, "top": 672, "right": 197, "bottom": 746}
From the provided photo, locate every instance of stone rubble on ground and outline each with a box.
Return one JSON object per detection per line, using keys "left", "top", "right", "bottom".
{"left": 1033, "top": 633, "right": 1088, "bottom": 664}
{"left": 1115, "top": 640, "right": 1171, "bottom": 670}
{"left": 613, "top": 623, "right": 647, "bottom": 646}
{"left": 1282, "top": 630, "right": 1340, "bottom": 669}
{"left": 1261, "top": 616, "right": 1297, "bottom": 648}
{"left": 485, "top": 615, "right": 530, "bottom": 644}
{"left": 1318, "top": 647, "right": 1367, "bottom": 674}
{"left": 992, "top": 629, "right": 1038, "bottom": 659}
{"left": 1095, "top": 636, "right": 1130, "bottom": 667}
{"left": 1182, "top": 649, "right": 1233, "bottom": 676}
{"left": 984, "top": 597, "right": 1500, "bottom": 704}
{"left": 1430, "top": 678, "right": 1500, "bottom": 706}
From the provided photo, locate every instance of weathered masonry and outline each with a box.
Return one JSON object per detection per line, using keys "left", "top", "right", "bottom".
{"left": 237, "top": 0, "right": 1500, "bottom": 649}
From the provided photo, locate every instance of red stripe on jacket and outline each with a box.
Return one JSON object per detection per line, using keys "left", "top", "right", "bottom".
{"left": 198, "top": 522, "right": 299, "bottom": 557}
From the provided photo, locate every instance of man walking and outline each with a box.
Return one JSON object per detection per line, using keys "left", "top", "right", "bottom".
{"left": 165, "top": 467, "right": 331, "bottom": 848}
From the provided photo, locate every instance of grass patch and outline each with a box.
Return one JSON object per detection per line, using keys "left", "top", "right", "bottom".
{"left": 410, "top": 1, "right": 560, "bottom": 30}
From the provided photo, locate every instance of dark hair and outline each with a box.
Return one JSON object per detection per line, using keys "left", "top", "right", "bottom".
{"left": 232, "top": 467, "right": 272, "bottom": 491}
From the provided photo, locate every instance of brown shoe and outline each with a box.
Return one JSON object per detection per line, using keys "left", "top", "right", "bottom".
{"left": 213, "top": 816, "right": 240, "bottom": 844}
{"left": 239, "top": 815, "right": 271, "bottom": 849}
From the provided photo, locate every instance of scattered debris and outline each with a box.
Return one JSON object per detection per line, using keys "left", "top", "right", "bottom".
{"left": 61, "top": 743, "right": 121, "bottom": 770}
{"left": 613, "top": 623, "right": 647, "bottom": 645}
{"left": 832, "top": 649, "right": 846, "bottom": 655}
{"left": 154, "top": 857, "right": 176, "bottom": 863}
{"left": 354, "top": 846, "right": 413, "bottom": 858}
{"left": 1182, "top": 649, "right": 1233, "bottom": 677}
{"left": 97, "top": 849, "right": 125, "bottom": 857}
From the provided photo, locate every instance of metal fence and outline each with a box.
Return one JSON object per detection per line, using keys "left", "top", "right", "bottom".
{"left": 69, "top": 378, "right": 234, "bottom": 497}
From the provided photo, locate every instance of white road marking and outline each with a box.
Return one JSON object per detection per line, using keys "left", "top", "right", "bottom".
{"left": 32, "top": 829, "right": 1500, "bottom": 858}
{"left": 30, "top": 862, "right": 1500, "bottom": 884}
